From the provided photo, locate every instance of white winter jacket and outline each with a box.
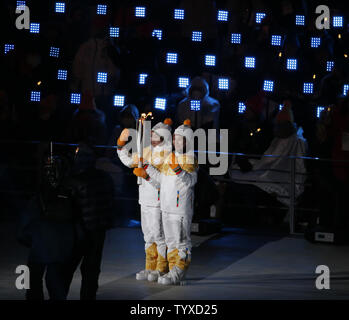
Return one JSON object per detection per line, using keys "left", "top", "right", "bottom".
{"left": 145, "top": 152, "right": 198, "bottom": 215}
{"left": 117, "top": 145, "right": 167, "bottom": 207}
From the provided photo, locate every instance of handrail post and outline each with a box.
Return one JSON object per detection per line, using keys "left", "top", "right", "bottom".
{"left": 289, "top": 157, "right": 296, "bottom": 234}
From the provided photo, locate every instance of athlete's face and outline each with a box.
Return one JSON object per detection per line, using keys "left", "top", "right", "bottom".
{"left": 173, "top": 134, "right": 186, "bottom": 153}
{"left": 151, "top": 131, "right": 162, "bottom": 147}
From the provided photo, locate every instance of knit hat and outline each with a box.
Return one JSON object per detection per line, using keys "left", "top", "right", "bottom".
{"left": 152, "top": 118, "right": 173, "bottom": 139}
{"left": 174, "top": 119, "right": 194, "bottom": 142}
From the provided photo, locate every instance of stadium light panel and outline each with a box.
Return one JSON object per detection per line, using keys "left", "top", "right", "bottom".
{"left": 303, "top": 82, "right": 314, "bottom": 94}
{"left": 263, "top": 80, "right": 274, "bottom": 92}
{"left": 57, "top": 69, "right": 67, "bottom": 80}
{"left": 245, "top": 57, "right": 255, "bottom": 68}
{"left": 174, "top": 9, "right": 184, "bottom": 20}
{"left": 71, "top": 93, "right": 81, "bottom": 104}
{"left": 231, "top": 33, "right": 241, "bottom": 44}
{"left": 178, "top": 77, "right": 190, "bottom": 88}
{"left": 97, "top": 4, "right": 107, "bottom": 15}
{"left": 97, "top": 72, "right": 108, "bottom": 83}
{"left": 154, "top": 98, "right": 167, "bottom": 110}
{"left": 190, "top": 100, "right": 201, "bottom": 111}
{"left": 114, "top": 95, "right": 125, "bottom": 107}
{"left": 238, "top": 102, "right": 246, "bottom": 113}
{"left": 205, "top": 55, "right": 216, "bottom": 66}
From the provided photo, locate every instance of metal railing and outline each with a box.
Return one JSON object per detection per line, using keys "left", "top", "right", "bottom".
{"left": 1, "top": 139, "right": 349, "bottom": 235}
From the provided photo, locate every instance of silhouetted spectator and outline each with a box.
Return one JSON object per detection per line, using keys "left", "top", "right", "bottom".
{"left": 233, "top": 91, "right": 274, "bottom": 168}
{"left": 63, "top": 143, "right": 114, "bottom": 300}
{"left": 176, "top": 76, "right": 220, "bottom": 130}
{"left": 71, "top": 31, "right": 121, "bottom": 97}
{"left": 229, "top": 101, "right": 307, "bottom": 206}
{"left": 319, "top": 65, "right": 345, "bottom": 105}
{"left": 67, "top": 91, "right": 107, "bottom": 146}
{"left": 18, "top": 146, "right": 76, "bottom": 300}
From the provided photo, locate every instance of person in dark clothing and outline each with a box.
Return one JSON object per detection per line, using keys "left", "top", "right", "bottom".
{"left": 64, "top": 143, "right": 114, "bottom": 300}
{"left": 19, "top": 145, "right": 76, "bottom": 300}
{"left": 331, "top": 98, "right": 349, "bottom": 234}
{"left": 19, "top": 142, "right": 114, "bottom": 300}
{"left": 67, "top": 91, "right": 108, "bottom": 146}
{"left": 319, "top": 66, "right": 345, "bottom": 105}
{"left": 233, "top": 91, "right": 274, "bottom": 172}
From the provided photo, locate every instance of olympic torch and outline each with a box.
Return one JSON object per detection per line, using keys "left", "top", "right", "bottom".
{"left": 137, "top": 112, "right": 153, "bottom": 185}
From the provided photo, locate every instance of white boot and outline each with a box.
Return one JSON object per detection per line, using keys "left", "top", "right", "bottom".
{"left": 136, "top": 269, "right": 152, "bottom": 281}
{"left": 147, "top": 270, "right": 165, "bottom": 282}
{"left": 158, "top": 266, "right": 186, "bottom": 285}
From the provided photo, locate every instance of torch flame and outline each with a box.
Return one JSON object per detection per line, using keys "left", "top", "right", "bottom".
{"left": 140, "top": 112, "right": 153, "bottom": 121}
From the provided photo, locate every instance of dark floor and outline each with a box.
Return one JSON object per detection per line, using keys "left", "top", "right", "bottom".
{"left": 1, "top": 220, "right": 349, "bottom": 300}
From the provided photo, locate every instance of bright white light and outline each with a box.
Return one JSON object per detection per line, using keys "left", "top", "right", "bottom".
{"left": 114, "top": 95, "right": 125, "bottom": 107}
{"left": 218, "top": 78, "right": 229, "bottom": 90}
{"left": 154, "top": 98, "right": 166, "bottom": 110}
{"left": 245, "top": 57, "right": 255, "bottom": 68}
{"left": 190, "top": 100, "right": 201, "bottom": 111}
{"left": 263, "top": 80, "right": 274, "bottom": 92}
{"left": 135, "top": 6, "right": 146, "bottom": 18}
{"left": 110, "top": 27, "right": 119, "bottom": 38}
{"left": 205, "top": 55, "right": 216, "bottom": 66}
{"left": 4, "top": 44, "right": 14, "bottom": 55}
{"left": 166, "top": 53, "right": 177, "bottom": 64}
{"left": 317, "top": 107, "right": 325, "bottom": 118}
{"left": 71, "top": 93, "right": 81, "bottom": 104}
{"left": 271, "top": 35, "right": 282, "bottom": 46}
{"left": 238, "top": 102, "right": 246, "bottom": 113}
{"left": 30, "top": 23, "right": 40, "bottom": 34}
{"left": 97, "top": 72, "right": 108, "bottom": 83}
{"left": 55, "top": 2, "right": 65, "bottom": 13}
{"left": 178, "top": 77, "right": 190, "bottom": 88}
{"left": 97, "top": 4, "right": 107, "bottom": 15}
{"left": 303, "top": 82, "right": 314, "bottom": 94}
{"left": 311, "top": 37, "right": 321, "bottom": 48}
{"left": 256, "top": 13, "right": 266, "bottom": 24}
{"left": 16, "top": 1, "right": 26, "bottom": 10}
{"left": 333, "top": 16, "right": 343, "bottom": 28}
{"left": 286, "top": 59, "right": 298, "bottom": 70}
{"left": 50, "top": 47, "right": 60, "bottom": 58}
{"left": 295, "top": 15, "right": 305, "bottom": 26}
{"left": 192, "top": 31, "right": 202, "bottom": 42}
{"left": 231, "top": 33, "right": 241, "bottom": 44}
{"left": 174, "top": 9, "right": 184, "bottom": 20}
{"left": 217, "top": 10, "right": 228, "bottom": 22}
{"left": 139, "top": 74, "right": 148, "bottom": 85}
{"left": 31, "top": 91, "right": 41, "bottom": 102}
{"left": 326, "top": 61, "right": 334, "bottom": 72}
{"left": 57, "top": 69, "right": 67, "bottom": 80}
{"left": 152, "top": 29, "right": 162, "bottom": 40}
{"left": 343, "top": 84, "right": 349, "bottom": 96}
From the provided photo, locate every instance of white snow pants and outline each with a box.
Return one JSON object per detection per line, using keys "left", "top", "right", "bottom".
{"left": 141, "top": 206, "right": 167, "bottom": 272}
